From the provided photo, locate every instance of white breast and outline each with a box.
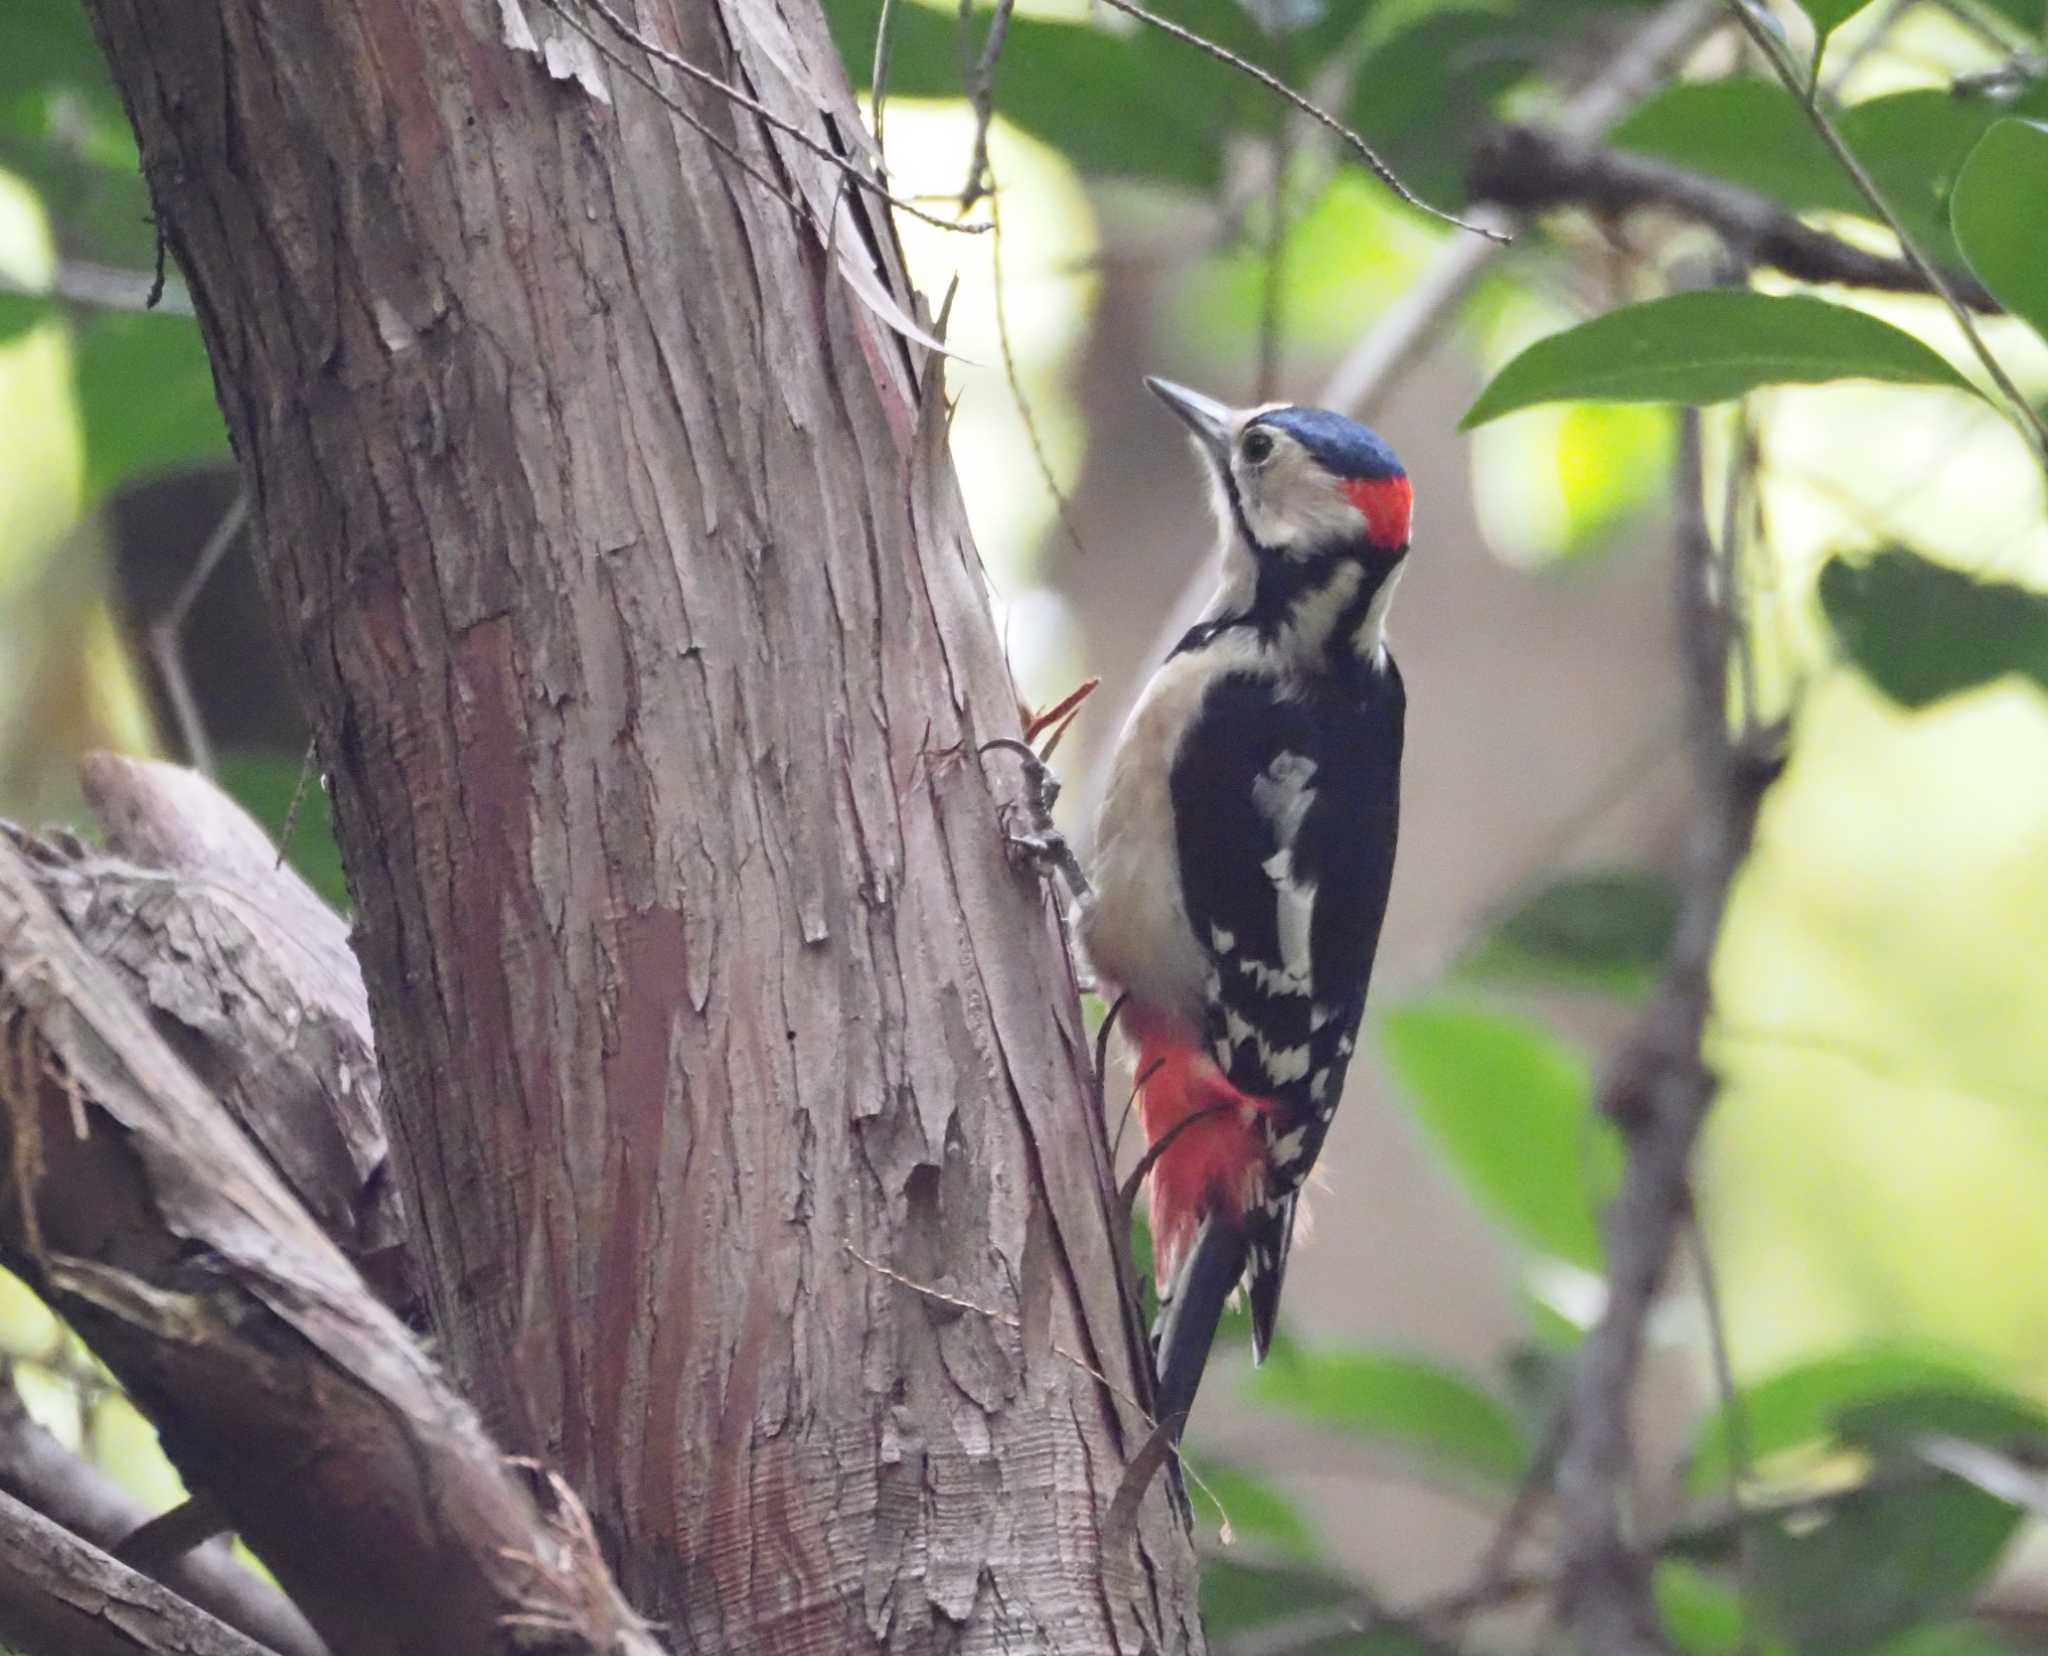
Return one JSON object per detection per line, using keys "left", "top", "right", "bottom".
{"left": 1082, "top": 635, "right": 1263, "bottom": 1031}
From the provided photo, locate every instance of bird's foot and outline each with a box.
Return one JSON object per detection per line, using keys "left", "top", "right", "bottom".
{"left": 984, "top": 737, "right": 1092, "bottom": 903}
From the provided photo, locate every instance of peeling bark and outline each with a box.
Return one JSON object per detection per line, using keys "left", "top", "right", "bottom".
{"left": 81, "top": 2, "right": 1202, "bottom": 1650}
{"left": 0, "top": 835, "right": 661, "bottom": 1656}
{"left": 0, "top": 1487, "right": 273, "bottom": 1656}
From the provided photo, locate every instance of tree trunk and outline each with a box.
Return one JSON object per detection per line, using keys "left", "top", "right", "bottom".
{"left": 82, "top": 1, "right": 1203, "bottom": 1650}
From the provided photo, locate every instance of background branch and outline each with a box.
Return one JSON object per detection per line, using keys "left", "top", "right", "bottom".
{"left": 0, "top": 1486, "right": 275, "bottom": 1656}
{"left": 0, "top": 1371, "right": 325, "bottom": 1656}
{"left": 1469, "top": 123, "right": 2002, "bottom": 310}
{"left": 1552, "top": 413, "right": 1781, "bottom": 1653}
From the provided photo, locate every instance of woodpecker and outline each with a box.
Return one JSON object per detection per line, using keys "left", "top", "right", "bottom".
{"left": 1083, "top": 377, "right": 1411, "bottom": 1429}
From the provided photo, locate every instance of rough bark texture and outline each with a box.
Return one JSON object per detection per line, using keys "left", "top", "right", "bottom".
{"left": 83, "top": 2, "right": 1200, "bottom": 1651}
{"left": 47, "top": 754, "right": 405, "bottom": 1303}
{"left": 0, "top": 1487, "right": 273, "bottom": 1656}
{"left": 0, "top": 822, "right": 661, "bottom": 1656}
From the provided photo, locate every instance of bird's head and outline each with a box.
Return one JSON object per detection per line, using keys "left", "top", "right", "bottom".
{"left": 1147, "top": 376, "right": 1412, "bottom": 668}
{"left": 1146, "top": 377, "right": 1412, "bottom": 561}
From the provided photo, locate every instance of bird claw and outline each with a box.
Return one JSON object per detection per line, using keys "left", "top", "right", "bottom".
{"left": 983, "top": 738, "right": 1092, "bottom": 904}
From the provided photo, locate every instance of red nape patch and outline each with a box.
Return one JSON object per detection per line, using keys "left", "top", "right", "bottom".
{"left": 1340, "top": 474, "right": 1413, "bottom": 551}
{"left": 1129, "top": 1014, "right": 1283, "bottom": 1289}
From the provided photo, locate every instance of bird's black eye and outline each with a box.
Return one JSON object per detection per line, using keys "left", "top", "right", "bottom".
{"left": 1241, "top": 428, "right": 1276, "bottom": 465}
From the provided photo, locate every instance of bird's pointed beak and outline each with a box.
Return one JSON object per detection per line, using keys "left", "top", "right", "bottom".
{"left": 1145, "top": 376, "right": 1235, "bottom": 470}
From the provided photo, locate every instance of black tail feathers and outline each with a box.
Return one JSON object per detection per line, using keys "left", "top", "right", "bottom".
{"left": 1151, "top": 1214, "right": 1248, "bottom": 1434}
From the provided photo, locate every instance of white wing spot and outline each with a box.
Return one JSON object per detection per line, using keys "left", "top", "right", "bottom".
{"left": 1210, "top": 923, "right": 1236, "bottom": 953}
{"left": 1239, "top": 954, "right": 1308, "bottom": 996}
{"left": 1257, "top": 1040, "right": 1311, "bottom": 1085}
{"left": 1252, "top": 752, "right": 1319, "bottom": 844}
{"left": 1253, "top": 755, "right": 1321, "bottom": 986}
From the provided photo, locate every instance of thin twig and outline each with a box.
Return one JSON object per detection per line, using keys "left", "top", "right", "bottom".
{"left": 959, "top": 0, "right": 1015, "bottom": 209}
{"left": 1090, "top": 0, "right": 1507, "bottom": 242}
{"left": 1552, "top": 411, "right": 1781, "bottom": 1655}
{"left": 274, "top": 735, "right": 320, "bottom": 872}
{"left": 870, "top": 0, "right": 898, "bottom": 160}
{"left": 1092, "top": 991, "right": 1129, "bottom": 1128}
{"left": 1254, "top": 25, "right": 1295, "bottom": 402}
{"left": 1112, "top": 1057, "right": 1163, "bottom": 1165}
{"left": 1317, "top": 0, "right": 1721, "bottom": 417}
{"left": 147, "top": 218, "right": 167, "bottom": 310}
{"left": 539, "top": 0, "right": 989, "bottom": 235}
{"left": 0, "top": 261, "right": 196, "bottom": 317}
{"left": 1686, "top": 1214, "right": 1759, "bottom": 1646}
{"left": 149, "top": 493, "right": 249, "bottom": 778}
{"left": 842, "top": 1239, "right": 1235, "bottom": 1522}
{"left": 1723, "top": 0, "right": 2048, "bottom": 466}
{"left": 989, "top": 188, "right": 1089, "bottom": 559}
{"left": 1443, "top": 1402, "right": 1567, "bottom": 1640}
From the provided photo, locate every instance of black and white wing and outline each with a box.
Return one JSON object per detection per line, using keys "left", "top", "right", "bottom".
{"left": 1166, "top": 662, "right": 1404, "bottom": 1354}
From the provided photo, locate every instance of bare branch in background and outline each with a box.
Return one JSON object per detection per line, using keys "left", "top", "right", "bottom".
{"left": 537, "top": 0, "right": 991, "bottom": 234}
{"left": 1468, "top": 123, "right": 2002, "bottom": 311}
{"left": 1317, "top": 0, "right": 1721, "bottom": 418}
{"left": 0, "top": 261, "right": 195, "bottom": 317}
{"left": 1552, "top": 413, "right": 1782, "bottom": 1654}
{"left": 0, "top": 1488, "right": 276, "bottom": 1656}
{"left": 147, "top": 493, "right": 247, "bottom": 777}
{"left": 959, "top": 0, "right": 1015, "bottom": 207}
{"left": 1091, "top": 0, "right": 1510, "bottom": 241}
{"left": 1721, "top": 0, "right": 2048, "bottom": 465}
{"left": 0, "top": 1373, "right": 326, "bottom": 1656}
{"left": 991, "top": 188, "right": 1090, "bottom": 559}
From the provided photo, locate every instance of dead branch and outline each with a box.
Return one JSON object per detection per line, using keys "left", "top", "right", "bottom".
{"left": 1469, "top": 123, "right": 2002, "bottom": 311}
{"left": 1551, "top": 415, "right": 1782, "bottom": 1654}
{"left": 0, "top": 1371, "right": 325, "bottom": 1656}
{"left": 6, "top": 753, "right": 407, "bottom": 1307}
{"left": 0, "top": 830, "right": 662, "bottom": 1656}
{"left": 0, "top": 1486, "right": 275, "bottom": 1656}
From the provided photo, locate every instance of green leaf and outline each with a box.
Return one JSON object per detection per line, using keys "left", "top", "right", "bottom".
{"left": 1654, "top": 1562, "right": 1758, "bottom": 1656}
{"left": 1462, "top": 871, "right": 1677, "bottom": 997}
{"left": 1873, "top": 1628, "right": 2017, "bottom": 1656}
{"left": 0, "top": 0, "right": 110, "bottom": 103}
{"left": 1381, "top": 1000, "right": 1617, "bottom": 1268}
{"left": 1614, "top": 81, "right": 2046, "bottom": 266}
{"left": 1952, "top": 119, "right": 2048, "bottom": 343}
{"left": 1199, "top": 1559, "right": 1351, "bottom": 1640}
{"left": 1243, "top": 1346, "right": 1529, "bottom": 1482}
{"left": 72, "top": 311, "right": 229, "bottom": 498}
{"left": 1795, "top": 0, "right": 1873, "bottom": 71}
{"left": 1460, "top": 292, "right": 1976, "bottom": 429}
{"left": 1183, "top": 1459, "right": 1319, "bottom": 1559}
{"left": 0, "top": 292, "right": 55, "bottom": 344}
{"left": 1749, "top": 1477, "right": 2021, "bottom": 1651}
{"left": 1613, "top": 80, "right": 1845, "bottom": 212}
{"left": 1979, "top": 0, "right": 2044, "bottom": 33}
{"left": 1818, "top": 549, "right": 2048, "bottom": 710}
{"left": 1199, "top": 1558, "right": 1435, "bottom": 1653}
{"left": 1836, "top": 1386, "right": 2048, "bottom": 1472}
{"left": 1342, "top": 0, "right": 1650, "bottom": 212}
{"left": 1687, "top": 1346, "right": 2012, "bottom": 1494}
{"left": 824, "top": 0, "right": 1262, "bottom": 189}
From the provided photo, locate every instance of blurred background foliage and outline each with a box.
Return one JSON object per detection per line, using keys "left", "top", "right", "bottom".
{"left": 7, "top": 0, "right": 2048, "bottom": 1650}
